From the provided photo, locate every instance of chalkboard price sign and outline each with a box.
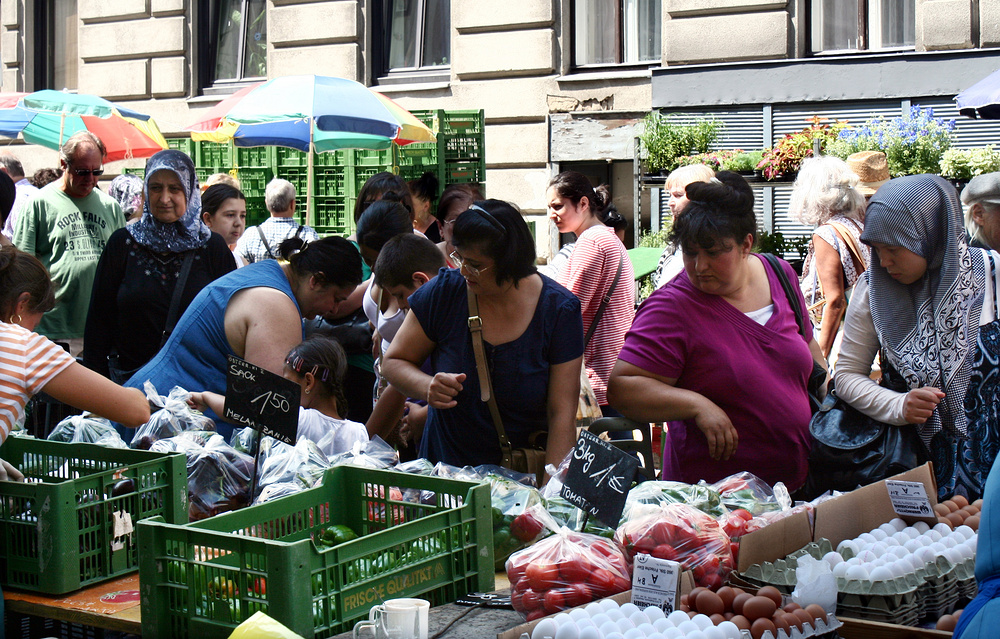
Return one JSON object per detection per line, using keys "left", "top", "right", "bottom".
{"left": 560, "top": 429, "right": 640, "bottom": 528}
{"left": 224, "top": 355, "right": 300, "bottom": 445}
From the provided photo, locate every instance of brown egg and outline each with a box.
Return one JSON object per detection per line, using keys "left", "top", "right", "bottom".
{"left": 696, "top": 590, "right": 725, "bottom": 617}
{"left": 956, "top": 608, "right": 964, "bottom": 619}
{"left": 730, "top": 615, "right": 752, "bottom": 631}
{"left": 805, "top": 604, "right": 829, "bottom": 625}
{"left": 688, "top": 610, "right": 698, "bottom": 619}
{"left": 943, "top": 499, "right": 959, "bottom": 513}
{"left": 772, "top": 612, "right": 791, "bottom": 634}
{"left": 724, "top": 612, "right": 734, "bottom": 620}
{"left": 680, "top": 593, "right": 690, "bottom": 608}
{"left": 963, "top": 504, "right": 980, "bottom": 516}
{"left": 687, "top": 588, "right": 704, "bottom": 609}
{"left": 967, "top": 514, "right": 981, "bottom": 530}
{"left": 732, "top": 593, "right": 752, "bottom": 616}
{"left": 709, "top": 613, "right": 726, "bottom": 625}
{"left": 947, "top": 511, "right": 965, "bottom": 527}
{"left": 783, "top": 602, "right": 802, "bottom": 613}
{"left": 934, "top": 503, "right": 951, "bottom": 516}
{"left": 937, "top": 614, "right": 957, "bottom": 632}
{"left": 730, "top": 587, "right": 747, "bottom": 596}
{"left": 955, "top": 509, "right": 971, "bottom": 522}
{"left": 680, "top": 603, "right": 691, "bottom": 612}
{"left": 751, "top": 617, "right": 777, "bottom": 639}
{"left": 757, "top": 586, "right": 784, "bottom": 608}
{"left": 939, "top": 515, "right": 955, "bottom": 529}
{"left": 953, "top": 495, "right": 969, "bottom": 508}
{"left": 717, "top": 586, "right": 737, "bottom": 611}
{"left": 743, "top": 596, "right": 778, "bottom": 621}
{"left": 974, "top": 499, "right": 984, "bottom": 509}
{"left": 793, "top": 608, "right": 814, "bottom": 628}
{"left": 784, "top": 612, "right": 805, "bottom": 632}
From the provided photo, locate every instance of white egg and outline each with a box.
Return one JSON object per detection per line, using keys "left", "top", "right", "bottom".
{"left": 968, "top": 536, "right": 979, "bottom": 552}
{"left": 889, "top": 545, "right": 909, "bottom": 558}
{"left": 833, "top": 562, "right": 850, "bottom": 578}
{"left": 702, "top": 627, "right": 727, "bottom": 639}
{"left": 590, "top": 614, "right": 611, "bottom": 628}
{"left": 646, "top": 634, "right": 667, "bottom": 639}
{"left": 636, "top": 623, "right": 658, "bottom": 637}
{"left": 604, "top": 633, "right": 625, "bottom": 639}
{"left": 892, "top": 531, "right": 912, "bottom": 545}
{"left": 945, "top": 547, "right": 964, "bottom": 565}
{"left": 934, "top": 522, "right": 953, "bottom": 536}
{"left": 605, "top": 610, "right": 624, "bottom": 622}
{"left": 629, "top": 612, "right": 649, "bottom": 627}
{"left": 554, "top": 613, "right": 574, "bottom": 627}
{"left": 912, "top": 521, "right": 930, "bottom": 534}
{"left": 929, "top": 542, "right": 948, "bottom": 555}
{"left": 892, "top": 558, "right": 912, "bottom": 577}
{"left": 667, "top": 610, "right": 691, "bottom": 627}
{"left": 622, "top": 628, "right": 644, "bottom": 639}
{"left": 692, "top": 614, "right": 714, "bottom": 630}
{"left": 616, "top": 617, "right": 635, "bottom": 632}
{"left": 532, "top": 619, "right": 558, "bottom": 639}
{"left": 555, "top": 621, "right": 580, "bottom": 639}
{"left": 846, "top": 556, "right": 861, "bottom": 566}
{"left": 619, "top": 603, "right": 640, "bottom": 617}
{"left": 907, "top": 554, "right": 926, "bottom": 571}
{"left": 856, "top": 550, "right": 878, "bottom": 563}
{"left": 955, "top": 525, "right": 976, "bottom": 541}
{"left": 870, "top": 528, "right": 889, "bottom": 541}
{"left": 889, "top": 518, "right": 908, "bottom": 531}
{"left": 686, "top": 632, "right": 709, "bottom": 639}
{"left": 903, "top": 538, "right": 923, "bottom": 553}
{"left": 653, "top": 617, "right": 673, "bottom": 631}
{"left": 676, "top": 620, "right": 701, "bottom": 635}
{"left": 879, "top": 523, "right": 899, "bottom": 536}
{"left": 716, "top": 620, "right": 743, "bottom": 639}
{"left": 645, "top": 606, "right": 666, "bottom": 623}
{"left": 869, "top": 541, "right": 889, "bottom": 556}
{"left": 837, "top": 539, "right": 859, "bottom": 556}
{"left": 600, "top": 622, "right": 621, "bottom": 636}
{"left": 578, "top": 625, "right": 602, "bottom": 639}
{"left": 600, "top": 598, "right": 621, "bottom": 613}
{"left": 925, "top": 530, "right": 943, "bottom": 543}
{"left": 903, "top": 526, "right": 921, "bottom": 539}
{"left": 663, "top": 627, "right": 685, "bottom": 639}
{"left": 858, "top": 532, "right": 878, "bottom": 545}
{"left": 584, "top": 602, "right": 604, "bottom": 617}
{"left": 845, "top": 564, "right": 869, "bottom": 580}
{"left": 955, "top": 543, "right": 974, "bottom": 561}
{"left": 868, "top": 565, "right": 893, "bottom": 581}
{"left": 823, "top": 551, "right": 845, "bottom": 568}
{"left": 914, "top": 546, "right": 936, "bottom": 564}
{"left": 569, "top": 608, "right": 589, "bottom": 622}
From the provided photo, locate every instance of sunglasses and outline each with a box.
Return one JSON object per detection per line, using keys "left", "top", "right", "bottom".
{"left": 70, "top": 167, "right": 105, "bottom": 177}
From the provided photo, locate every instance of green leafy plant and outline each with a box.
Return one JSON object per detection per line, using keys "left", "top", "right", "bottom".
{"left": 636, "top": 229, "right": 672, "bottom": 302}
{"left": 721, "top": 150, "right": 764, "bottom": 173}
{"left": 755, "top": 231, "right": 809, "bottom": 261}
{"left": 757, "top": 118, "right": 847, "bottom": 180}
{"left": 826, "top": 105, "right": 956, "bottom": 176}
{"left": 639, "top": 113, "right": 723, "bottom": 173}
{"left": 939, "top": 147, "right": 1000, "bottom": 180}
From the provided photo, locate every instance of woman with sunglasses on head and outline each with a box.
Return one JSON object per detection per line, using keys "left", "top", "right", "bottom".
{"left": 382, "top": 200, "right": 584, "bottom": 472}
{"left": 83, "top": 151, "right": 237, "bottom": 383}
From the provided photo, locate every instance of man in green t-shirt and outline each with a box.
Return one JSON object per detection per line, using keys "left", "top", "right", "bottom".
{"left": 13, "top": 131, "right": 123, "bottom": 356}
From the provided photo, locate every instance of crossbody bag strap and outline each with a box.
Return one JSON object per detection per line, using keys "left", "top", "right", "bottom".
{"left": 762, "top": 252, "right": 810, "bottom": 342}
{"left": 161, "top": 250, "right": 196, "bottom": 348}
{"left": 583, "top": 251, "right": 625, "bottom": 349}
{"left": 257, "top": 225, "right": 276, "bottom": 259}
{"left": 467, "top": 287, "right": 513, "bottom": 466}
{"left": 827, "top": 221, "right": 865, "bottom": 271}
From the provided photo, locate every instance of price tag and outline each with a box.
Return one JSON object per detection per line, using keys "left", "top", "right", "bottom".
{"left": 110, "top": 511, "right": 134, "bottom": 552}
{"left": 631, "top": 554, "right": 681, "bottom": 612}
{"left": 224, "top": 355, "right": 301, "bottom": 445}
{"left": 885, "top": 480, "right": 933, "bottom": 517}
{"left": 560, "top": 430, "right": 640, "bottom": 528}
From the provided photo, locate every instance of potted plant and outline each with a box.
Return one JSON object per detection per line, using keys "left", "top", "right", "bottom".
{"left": 940, "top": 146, "right": 1000, "bottom": 190}
{"left": 721, "top": 150, "right": 764, "bottom": 177}
{"left": 827, "top": 105, "right": 956, "bottom": 176}
{"left": 639, "top": 113, "right": 723, "bottom": 174}
{"left": 757, "top": 118, "right": 846, "bottom": 181}
{"left": 755, "top": 231, "right": 810, "bottom": 274}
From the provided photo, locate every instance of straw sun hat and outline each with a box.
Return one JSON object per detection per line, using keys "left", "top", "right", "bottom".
{"left": 846, "top": 151, "right": 891, "bottom": 196}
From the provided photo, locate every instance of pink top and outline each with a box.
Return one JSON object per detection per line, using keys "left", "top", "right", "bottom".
{"left": 618, "top": 255, "right": 813, "bottom": 490}
{"left": 557, "top": 225, "right": 635, "bottom": 405}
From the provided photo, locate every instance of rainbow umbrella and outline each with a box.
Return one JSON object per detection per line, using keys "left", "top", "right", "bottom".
{"left": 0, "top": 89, "right": 168, "bottom": 161}
{"left": 185, "top": 75, "right": 435, "bottom": 152}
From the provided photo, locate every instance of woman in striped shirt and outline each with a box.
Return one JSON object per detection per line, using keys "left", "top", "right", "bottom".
{"left": 546, "top": 171, "right": 635, "bottom": 414}
{"left": 0, "top": 246, "right": 150, "bottom": 478}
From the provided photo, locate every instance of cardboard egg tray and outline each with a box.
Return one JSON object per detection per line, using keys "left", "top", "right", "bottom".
{"left": 959, "top": 576, "right": 978, "bottom": 601}
{"left": 836, "top": 590, "right": 922, "bottom": 627}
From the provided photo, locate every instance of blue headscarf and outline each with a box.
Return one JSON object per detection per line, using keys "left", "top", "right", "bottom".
{"left": 128, "top": 150, "right": 211, "bottom": 253}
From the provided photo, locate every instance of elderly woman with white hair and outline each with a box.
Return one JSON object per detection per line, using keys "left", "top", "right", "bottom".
{"left": 962, "top": 172, "right": 1000, "bottom": 252}
{"left": 791, "top": 155, "right": 871, "bottom": 361}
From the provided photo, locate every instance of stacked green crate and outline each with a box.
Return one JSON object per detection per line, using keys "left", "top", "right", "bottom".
{"left": 441, "top": 110, "right": 485, "bottom": 190}
{"left": 396, "top": 110, "right": 443, "bottom": 186}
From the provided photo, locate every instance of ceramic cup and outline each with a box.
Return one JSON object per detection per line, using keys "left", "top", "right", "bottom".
{"left": 381, "top": 598, "right": 429, "bottom": 639}
{"left": 353, "top": 599, "right": 421, "bottom": 639}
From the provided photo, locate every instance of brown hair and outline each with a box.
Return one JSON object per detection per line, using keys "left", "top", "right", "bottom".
{"left": 433, "top": 183, "right": 482, "bottom": 222}
{"left": 547, "top": 170, "right": 611, "bottom": 218}
{"left": 0, "top": 245, "right": 55, "bottom": 320}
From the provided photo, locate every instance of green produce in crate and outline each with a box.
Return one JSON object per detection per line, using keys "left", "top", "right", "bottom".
{"left": 317, "top": 524, "right": 358, "bottom": 547}
{"left": 488, "top": 473, "right": 543, "bottom": 570}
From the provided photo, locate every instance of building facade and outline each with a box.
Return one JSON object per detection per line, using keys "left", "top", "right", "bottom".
{"left": 1, "top": 1, "right": 998, "bottom": 255}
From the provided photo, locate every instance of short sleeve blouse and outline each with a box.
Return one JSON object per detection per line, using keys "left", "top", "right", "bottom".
{"left": 0, "top": 323, "right": 75, "bottom": 441}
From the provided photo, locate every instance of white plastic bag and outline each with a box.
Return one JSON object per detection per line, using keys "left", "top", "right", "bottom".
{"left": 791, "top": 553, "right": 838, "bottom": 615}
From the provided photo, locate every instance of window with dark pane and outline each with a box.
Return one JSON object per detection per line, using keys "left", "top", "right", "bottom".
{"left": 573, "top": 0, "right": 661, "bottom": 68}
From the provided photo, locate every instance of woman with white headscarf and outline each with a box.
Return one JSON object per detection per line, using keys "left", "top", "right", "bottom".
{"left": 83, "top": 150, "right": 236, "bottom": 382}
{"left": 835, "top": 174, "right": 1000, "bottom": 500}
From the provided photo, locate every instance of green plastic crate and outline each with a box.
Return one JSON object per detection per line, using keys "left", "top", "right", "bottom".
{"left": 314, "top": 225, "right": 351, "bottom": 238}
{"left": 275, "top": 147, "right": 309, "bottom": 168}
{"left": 441, "top": 110, "right": 483, "bottom": 136}
{"left": 314, "top": 168, "right": 345, "bottom": 198}
{"left": 444, "top": 161, "right": 485, "bottom": 185}
{"left": 276, "top": 167, "right": 309, "bottom": 196}
{"left": 167, "top": 138, "right": 196, "bottom": 156}
{"left": 312, "top": 196, "right": 349, "bottom": 230}
{"left": 234, "top": 168, "right": 273, "bottom": 200}
{"left": 196, "top": 168, "right": 214, "bottom": 185}
{"left": 138, "top": 466, "right": 492, "bottom": 639}
{"left": 244, "top": 197, "right": 269, "bottom": 228}
{"left": 0, "top": 438, "right": 188, "bottom": 594}
{"left": 236, "top": 146, "right": 272, "bottom": 168}
{"left": 122, "top": 167, "right": 145, "bottom": 179}
{"left": 198, "top": 142, "right": 234, "bottom": 169}
{"left": 347, "top": 165, "right": 388, "bottom": 198}
{"left": 346, "top": 147, "right": 393, "bottom": 167}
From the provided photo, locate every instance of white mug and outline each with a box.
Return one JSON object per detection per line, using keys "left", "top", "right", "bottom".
{"left": 382, "top": 598, "right": 429, "bottom": 639}
{"left": 353, "top": 599, "right": 421, "bottom": 639}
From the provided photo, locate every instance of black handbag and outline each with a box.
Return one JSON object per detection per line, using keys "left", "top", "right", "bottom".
{"left": 802, "top": 359, "right": 927, "bottom": 498}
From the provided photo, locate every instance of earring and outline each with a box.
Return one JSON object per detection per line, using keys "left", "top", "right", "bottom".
{"left": 8, "top": 314, "right": 21, "bottom": 325}
{"left": 305, "top": 389, "right": 311, "bottom": 394}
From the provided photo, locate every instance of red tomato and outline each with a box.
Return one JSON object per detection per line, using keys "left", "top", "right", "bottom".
{"left": 510, "top": 588, "right": 524, "bottom": 611}
{"left": 507, "top": 561, "right": 526, "bottom": 586}
{"left": 592, "top": 539, "right": 619, "bottom": 559}
{"left": 612, "top": 575, "right": 631, "bottom": 593}
{"left": 521, "top": 588, "right": 542, "bottom": 611}
{"left": 565, "top": 582, "right": 592, "bottom": 608}
{"left": 526, "top": 562, "right": 559, "bottom": 592}
{"left": 652, "top": 544, "right": 678, "bottom": 561}
{"left": 733, "top": 508, "right": 753, "bottom": 521}
{"left": 631, "top": 535, "right": 657, "bottom": 558}
{"left": 510, "top": 512, "right": 545, "bottom": 543}
{"left": 544, "top": 588, "right": 567, "bottom": 614}
{"left": 559, "top": 557, "right": 590, "bottom": 584}
{"left": 588, "top": 567, "right": 617, "bottom": 597}
{"left": 526, "top": 609, "right": 547, "bottom": 622}
{"left": 701, "top": 572, "right": 724, "bottom": 590}
{"left": 650, "top": 521, "right": 678, "bottom": 545}
{"left": 730, "top": 541, "right": 740, "bottom": 561}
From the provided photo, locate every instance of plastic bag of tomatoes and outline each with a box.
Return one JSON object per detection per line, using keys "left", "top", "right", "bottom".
{"left": 615, "top": 502, "right": 734, "bottom": 589}
{"left": 507, "top": 508, "right": 632, "bottom": 621}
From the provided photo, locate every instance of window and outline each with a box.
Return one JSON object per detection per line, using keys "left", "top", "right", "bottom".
{"left": 574, "top": 0, "right": 661, "bottom": 67}
{"left": 33, "top": 0, "right": 78, "bottom": 91}
{"left": 198, "top": 0, "right": 267, "bottom": 92}
{"left": 373, "top": 0, "right": 451, "bottom": 81}
{"left": 810, "top": 0, "right": 915, "bottom": 53}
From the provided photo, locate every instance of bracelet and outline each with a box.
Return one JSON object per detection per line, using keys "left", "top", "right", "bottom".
{"left": 426, "top": 380, "right": 432, "bottom": 404}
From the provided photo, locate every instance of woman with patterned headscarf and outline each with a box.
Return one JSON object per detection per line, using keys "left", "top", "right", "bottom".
{"left": 108, "top": 173, "right": 144, "bottom": 223}
{"left": 835, "top": 174, "right": 1000, "bottom": 500}
{"left": 83, "top": 150, "right": 236, "bottom": 382}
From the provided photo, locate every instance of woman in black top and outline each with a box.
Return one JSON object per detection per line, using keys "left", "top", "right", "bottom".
{"left": 83, "top": 150, "right": 236, "bottom": 382}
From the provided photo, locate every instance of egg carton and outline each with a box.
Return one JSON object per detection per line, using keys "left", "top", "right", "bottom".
{"left": 959, "top": 577, "right": 978, "bottom": 600}
{"left": 836, "top": 590, "right": 922, "bottom": 626}
{"left": 754, "top": 614, "right": 844, "bottom": 639}
{"left": 736, "top": 541, "right": 834, "bottom": 589}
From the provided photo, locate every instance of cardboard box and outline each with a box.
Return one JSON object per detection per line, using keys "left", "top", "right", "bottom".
{"left": 838, "top": 617, "right": 952, "bottom": 638}
{"left": 737, "top": 505, "right": 813, "bottom": 573}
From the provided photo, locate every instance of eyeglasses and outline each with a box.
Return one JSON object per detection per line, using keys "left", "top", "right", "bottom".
{"left": 450, "top": 250, "right": 492, "bottom": 277}
{"left": 70, "top": 166, "right": 104, "bottom": 177}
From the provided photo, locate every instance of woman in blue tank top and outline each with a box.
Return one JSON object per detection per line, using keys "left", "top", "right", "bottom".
{"left": 125, "top": 235, "right": 362, "bottom": 438}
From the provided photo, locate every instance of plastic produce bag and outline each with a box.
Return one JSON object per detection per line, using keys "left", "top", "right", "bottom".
{"left": 131, "top": 382, "right": 214, "bottom": 450}
{"left": 488, "top": 471, "right": 544, "bottom": 570}
{"left": 615, "top": 502, "right": 734, "bottom": 589}
{"left": 709, "top": 471, "right": 783, "bottom": 515}
{"left": 257, "top": 437, "right": 331, "bottom": 490}
{"left": 623, "top": 480, "right": 726, "bottom": 520}
{"left": 253, "top": 481, "right": 305, "bottom": 506}
{"left": 328, "top": 436, "right": 397, "bottom": 468}
{"left": 507, "top": 508, "right": 632, "bottom": 621}
{"left": 47, "top": 414, "right": 127, "bottom": 448}
{"left": 791, "top": 553, "right": 838, "bottom": 616}
{"left": 228, "top": 611, "right": 305, "bottom": 639}
{"left": 186, "top": 433, "right": 255, "bottom": 521}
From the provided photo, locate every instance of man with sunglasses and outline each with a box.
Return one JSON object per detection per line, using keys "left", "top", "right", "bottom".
{"left": 12, "top": 131, "right": 123, "bottom": 356}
